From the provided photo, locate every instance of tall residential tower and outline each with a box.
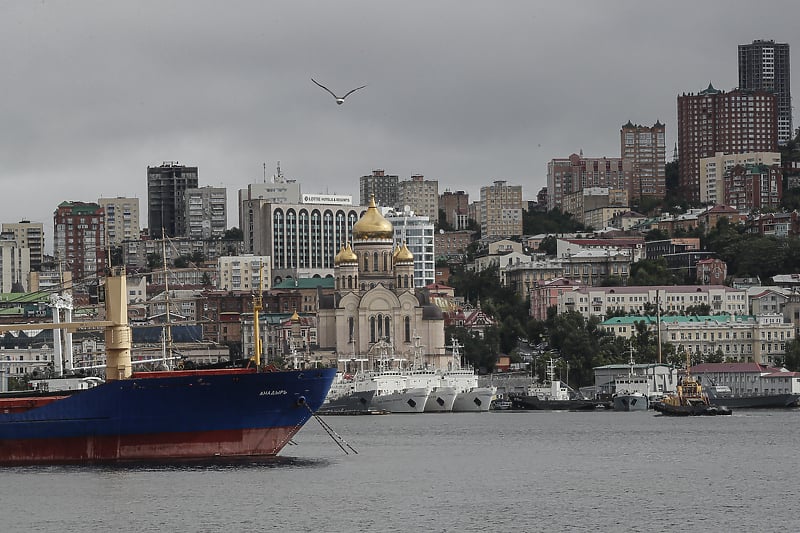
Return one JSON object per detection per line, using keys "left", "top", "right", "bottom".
{"left": 359, "top": 169, "right": 398, "bottom": 208}
{"left": 739, "top": 40, "right": 792, "bottom": 144}
{"left": 147, "top": 162, "right": 198, "bottom": 238}
{"left": 677, "top": 84, "right": 777, "bottom": 204}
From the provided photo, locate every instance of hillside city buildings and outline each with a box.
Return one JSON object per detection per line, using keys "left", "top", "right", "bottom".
{"left": 2, "top": 39, "right": 797, "bottom": 379}
{"left": 699, "top": 151, "right": 782, "bottom": 205}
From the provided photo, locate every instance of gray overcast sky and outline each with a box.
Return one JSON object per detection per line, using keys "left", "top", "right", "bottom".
{"left": 1, "top": 1, "right": 798, "bottom": 245}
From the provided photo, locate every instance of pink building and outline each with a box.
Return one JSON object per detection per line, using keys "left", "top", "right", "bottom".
{"left": 529, "top": 277, "right": 584, "bottom": 320}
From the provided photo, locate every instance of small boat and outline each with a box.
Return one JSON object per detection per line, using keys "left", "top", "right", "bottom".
{"left": 510, "top": 359, "right": 596, "bottom": 411}
{"left": 653, "top": 357, "right": 732, "bottom": 416}
{"left": 612, "top": 391, "right": 649, "bottom": 412}
{"left": 611, "top": 347, "right": 650, "bottom": 411}
{"left": 490, "top": 398, "right": 513, "bottom": 410}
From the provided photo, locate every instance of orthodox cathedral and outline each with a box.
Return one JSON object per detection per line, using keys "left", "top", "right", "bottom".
{"left": 317, "top": 197, "right": 446, "bottom": 364}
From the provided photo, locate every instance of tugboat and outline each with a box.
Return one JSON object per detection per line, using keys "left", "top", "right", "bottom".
{"left": 653, "top": 354, "right": 732, "bottom": 417}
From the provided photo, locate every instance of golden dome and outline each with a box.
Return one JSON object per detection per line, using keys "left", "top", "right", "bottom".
{"left": 290, "top": 310, "right": 300, "bottom": 322}
{"left": 340, "top": 242, "right": 357, "bottom": 264}
{"left": 395, "top": 242, "right": 414, "bottom": 263}
{"left": 352, "top": 196, "right": 393, "bottom": 240}
{"left": 333, "top": 245, "right": 346, "bottom": 265}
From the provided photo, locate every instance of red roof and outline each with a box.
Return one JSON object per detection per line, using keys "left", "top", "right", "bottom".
{"left": 691, "top": 362, "right": 776, "bottom": 374}
{"left": 425, "top": 282, "right": 453, "bottom": 290}
{"left": 563, "top": 238, "right": 644, "bottom": 247}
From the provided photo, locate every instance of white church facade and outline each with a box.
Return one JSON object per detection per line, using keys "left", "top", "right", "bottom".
{"left": 317, "top": 197, "right": 446, "bottom": 366}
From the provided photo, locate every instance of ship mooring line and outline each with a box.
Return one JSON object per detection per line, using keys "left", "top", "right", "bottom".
{"left": 306, "top": 405, "right": 358, "bottom": 455}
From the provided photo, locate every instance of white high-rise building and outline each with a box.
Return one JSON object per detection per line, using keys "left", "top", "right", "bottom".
{"left": 0, "top": 239, "right": 31, "bottom": 292}
{"left": 237, "top": 164, "right": 302, "bottom": 233}
{"left": 383, "top": 207, "right": 435, "bottom": 288}
{"left": 184, "top": 187, "right": 227, "bottom": 239}
{"left": 1, "top": 220, "right": 43, "bottom": 272}
{"left": 98, "top": 197, "right": 140, "bottom": 246}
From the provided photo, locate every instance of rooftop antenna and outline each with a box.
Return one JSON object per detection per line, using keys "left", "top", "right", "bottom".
{"left": 263, "top": 162, "right": 267, "bottom": 183}
{"left": 274, "top": 161, "right": 284, "bottom": 183}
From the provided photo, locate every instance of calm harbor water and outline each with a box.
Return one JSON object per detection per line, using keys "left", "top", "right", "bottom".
{"left": 3, "top": 410, "right": 800, "bottom": 533}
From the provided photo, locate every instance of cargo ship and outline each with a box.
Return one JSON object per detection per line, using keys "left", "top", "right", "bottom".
{"left": 0, "top": 268, "right": 336, "bottom": 465}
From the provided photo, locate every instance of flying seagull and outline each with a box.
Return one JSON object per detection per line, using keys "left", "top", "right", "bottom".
{"left": 311, "top": 78, "right": 367, "bottom": 105}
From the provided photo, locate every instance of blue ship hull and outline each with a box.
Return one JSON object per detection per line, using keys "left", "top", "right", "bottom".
{"left": 0, "top": 367, "right": 336, "bottom": 464}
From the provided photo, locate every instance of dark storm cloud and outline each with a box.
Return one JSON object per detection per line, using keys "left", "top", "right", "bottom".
{"left": 0, "top": 1, "right": 797, "bottom": 243}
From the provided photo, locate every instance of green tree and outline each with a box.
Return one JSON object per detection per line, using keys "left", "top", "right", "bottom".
{"left": 190, "top": 251, "right": 205, "bottom": 265}
{"left": 223, "top": 227, "right": 243, "bottom": 240}
{"left": 523, "top": 208, "right": 587, "bottom": 235}
{"left": 546, "top": 311, "right": 618, "bottom": 387}
{"left": 705, "top": 348, "right": 725, "bottom": 364}
{"left": 629, "top": 258, "right": 679, "bottom": 286}
{"left": 644, "top": 228, "right": 670, "bottom": 241}
{"left": 685, "top": 303, "right": 711, "bottom": 316}
{"left": 109, "top": 246, "right": 124, "bottom": 268}
{"left": 538, "top": 235, "right": 557, "bottom": 255}
{"left": 146, "top": 252, "right": 162, "bottom": 270}
{"left": 782, "top": 339, "right": 800, "bottom": 371}
{"left": 436, "top": 209, "right": 455, "bottom": 231}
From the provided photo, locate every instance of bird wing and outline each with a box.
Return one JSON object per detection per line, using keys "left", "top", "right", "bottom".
{"left": 311, "top": 78, "right": 340, "bottom": 99}
{"left": 342, "top": 84, "right": 368, "bottom": 99}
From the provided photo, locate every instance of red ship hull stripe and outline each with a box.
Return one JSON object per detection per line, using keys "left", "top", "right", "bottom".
{"left": 0, "top": 426, "right": 301, "bottom": 465}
